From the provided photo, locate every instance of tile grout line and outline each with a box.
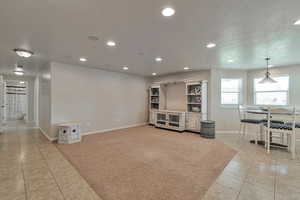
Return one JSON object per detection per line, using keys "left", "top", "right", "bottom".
{"left": 18, "top": 130, "right": 28, "bottom": 200}
{"left": 35, "top": 139, "right": 67, "bottom": 200}
{"left": 274, "top": 159, "right": 278, "bottom": 200}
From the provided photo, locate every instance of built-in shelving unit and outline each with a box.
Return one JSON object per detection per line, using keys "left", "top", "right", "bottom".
{"left": 149, "top": 80, "right": 208, "bottom": 133}
{"left": 149, "top": 85, "right": 166, "bottom": 125}
{"left": 185, "top": 81, "right": 208, "bottom": 132}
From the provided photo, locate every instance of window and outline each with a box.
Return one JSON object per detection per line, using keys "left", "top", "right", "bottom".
{"left": 221, "top": 79, "right": 242, "bottom": 105}
{"left": 254, "top": 76, "right": 289, "bottom": 105}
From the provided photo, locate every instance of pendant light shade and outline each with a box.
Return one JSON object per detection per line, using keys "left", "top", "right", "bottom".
{"left": 259, "top": 58, "right": 277, "bottom": 84}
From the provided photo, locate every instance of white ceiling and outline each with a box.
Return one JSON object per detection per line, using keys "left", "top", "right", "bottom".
{"left": 0, "top": 0, "right": 300, "bottom": 77}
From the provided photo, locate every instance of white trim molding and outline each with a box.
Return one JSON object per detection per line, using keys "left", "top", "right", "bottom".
{"left": 216, "top": 130, "right": 240, "bottom": 134}
{"left": 82, "top": 123, "right": 147, "bottom": 136}
{"left": 39, "top": 127, "right": 58, "bottom": 142}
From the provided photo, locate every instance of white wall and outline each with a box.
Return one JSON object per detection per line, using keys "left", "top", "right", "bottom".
{"left": 210, "top": 69, "right": 248, "bottom": 131}
{"left": 165, "top": 83, "right": 186, "bottom": 111}
{"left": 50, "top": 62, "right": 149, "bottom": 137}
{"left": 38, "top": 63, "right": 52, "bottom": 138}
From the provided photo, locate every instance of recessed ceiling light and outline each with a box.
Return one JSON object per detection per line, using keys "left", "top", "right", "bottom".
{"left": 152, "top": 72, "right": 157, "bottom": 76}
{"left": 13, "top": 48, "right": 34, "bottom": 58}
{"left": 228, "top": 59, "right": 234, "bottom": 63}
{"left": 123, "top": 66, "right": 129, "bottom": 70}
{"left": 20, "top": 81, "right": 25, "bottom": 84}
{"left": 79, "top": 57, "right": 87, "bottom": 62}
{"left": 155, "top": 57, "right": 163, "bottom": 62}
{"left": 294, "top": 19, "right": 300, "bottom": 25}
{"left": 206, "top": 43, "right": 216, "bottom": 48}
{"left": 106, "top": 40, "right": 116, "bottom": 47}
{"left": 162, "top": 7, "right": 175, "bottom": 17}
{"left": 184, "top": 67, "right": 190, "bottom": 70}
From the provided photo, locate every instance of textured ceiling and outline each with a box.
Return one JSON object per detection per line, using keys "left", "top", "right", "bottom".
{"left": 0, "top": 0, "right": 300, "bottom": 77}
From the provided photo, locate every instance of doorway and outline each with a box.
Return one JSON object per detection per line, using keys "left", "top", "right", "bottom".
{"left": 5, "top": 80, "right": 28, "bottom": 121}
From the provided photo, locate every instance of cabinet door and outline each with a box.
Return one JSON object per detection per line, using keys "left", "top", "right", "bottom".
{"left": 149, "top": 111, "right": 154, "bottom": 124}
{"left": 186, "top": 113, "right": 201, "bottom": 131}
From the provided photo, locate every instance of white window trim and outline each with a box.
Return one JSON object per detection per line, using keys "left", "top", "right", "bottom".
{"left": 220, "top": 78, "right": 243, "bottom": 108}
{"left": 253, "top": 76, "right": 290, "bottom": 106}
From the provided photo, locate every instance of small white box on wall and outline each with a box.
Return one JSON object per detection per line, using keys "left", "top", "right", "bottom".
{"left": 58, "top": 122, "right": 81, "bottom": 144}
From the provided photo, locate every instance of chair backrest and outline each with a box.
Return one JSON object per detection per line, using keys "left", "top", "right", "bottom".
{"left": 238, "top": 105, "right": 261, "bottom": 120}
{"left": 266, "top": 106, "right": 297, "bottom": 129}
{"left": 238, "top": 105, "right": 247, "bottom": 121}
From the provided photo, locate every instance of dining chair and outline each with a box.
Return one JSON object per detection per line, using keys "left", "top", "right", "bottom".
{"left": 264, "top": 106, "right": 297, "bottom": 159}
{"left": 238, "top": 105, "right": 262, "bottom": 144}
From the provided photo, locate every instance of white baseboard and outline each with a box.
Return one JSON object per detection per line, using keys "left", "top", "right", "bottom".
{"left": 39, "top": 127, "right": 58, "bottom": 142}
{"left": 82, "top": 122, "right": 147, "bottom": 136}
{"left": 216, "top": 130, "right": 240, "bottom": 134}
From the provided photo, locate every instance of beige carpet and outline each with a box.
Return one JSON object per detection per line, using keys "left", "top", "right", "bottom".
{"left": 56, "top": 126, "right": 236, "bottom": 200}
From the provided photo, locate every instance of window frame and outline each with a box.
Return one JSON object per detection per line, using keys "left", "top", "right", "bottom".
{"left": 220, "top": 78, "right": 243, "bottom": 106}
{"left": 253, "top": 76, "right": 290, "bottom": 106}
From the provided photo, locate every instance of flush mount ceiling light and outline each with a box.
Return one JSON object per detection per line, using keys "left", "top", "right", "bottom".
{"left": 106, "top": 40, "right": 116, "bottom": 47}
{"left": 228, "top": 59, "right": 234, "bottom": 63}
{"left": 152, "top": 72, "right": 157, "bottom": 76}
{"left": 123, "top": 66, "right": 129, "bottom": 70}
{"left": 162, "top": 7, "right": 175, "bottom": 17}
{"left": 13, "top": 48, "right": 34, "bottom": 58}
{"left": 206, "top": 43, "right": 216, "bottom": 48}
{"left": 14, "top": 71, "right": 24, "bottom": 76}
{"left": 79, "top": 57, "right": 87, "bottom": 62}
{"left": 14, "top": 64, "right": 24, "bottom": 76}
{"left": 259, "top": 58, "right": 277, "bottom": 84}
{"left": 294, "top": 19, "right": 300, "bottom": 25}
{"left": 184, "top": 67, "right": 190, "bottom": 70}
{"left": 155, "top": 57, "right": 163, "bottom": 62}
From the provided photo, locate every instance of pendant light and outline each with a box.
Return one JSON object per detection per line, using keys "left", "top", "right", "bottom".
{"left": 259, "top": 58, "right": 276, "bottom": 84}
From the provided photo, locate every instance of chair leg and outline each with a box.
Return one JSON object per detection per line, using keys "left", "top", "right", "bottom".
{"left": 264, "top": 129, "right": 267, "bottom": 149}
{"left": 239, "top": 123, "right": 243, "bottom": 136}
{"left": 291, "top": 132, "right": 296, "bottom": 159}
{"left": 255, "top": 126, "right": 259, "bottom": 145}
{"left": 243, "top": 123, "right": 246, "bottom": 137}
{"left": 267, "top": 129, "right": 270, "bottom": 154}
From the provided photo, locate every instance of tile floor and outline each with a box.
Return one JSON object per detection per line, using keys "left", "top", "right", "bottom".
{"left": 1, "top": 125, "right": 300, "bottom": 200}
{"left": 0, "top": 127, "right": 102, "bottom": 200}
